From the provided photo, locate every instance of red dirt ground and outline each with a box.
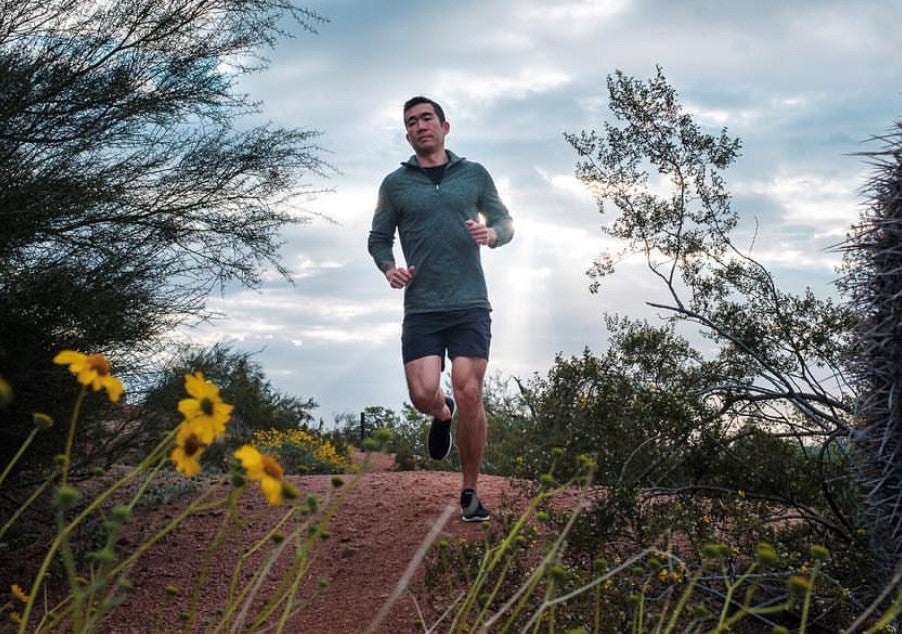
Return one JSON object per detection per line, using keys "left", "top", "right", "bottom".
{"left": 101, "top": 453, "right": 527, "bottom": 633}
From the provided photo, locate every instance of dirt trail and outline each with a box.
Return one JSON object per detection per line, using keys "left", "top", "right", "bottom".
{"left": 104, "top": 457, "right": 523, "bottom": 633}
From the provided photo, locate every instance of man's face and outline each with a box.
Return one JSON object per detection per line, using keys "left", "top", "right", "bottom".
{"left": 404, "top": 103, "right": 449, "bottom": 154}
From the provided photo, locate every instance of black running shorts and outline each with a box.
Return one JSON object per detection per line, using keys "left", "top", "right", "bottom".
{"left": 401, "top": 308, "right": 491, "bottom": 365}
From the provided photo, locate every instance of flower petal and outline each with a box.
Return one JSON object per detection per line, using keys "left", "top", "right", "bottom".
{"left": 235, "top": 445, "right": 263, "bottom": 474}
{"left": 260, "top": 477, "right": 283, "bottom": 506}
{"left": 184, "top": 371, "right": 209, "bottom": 399}
{"left": 103, "top": 376, "right": 124, "bottom": 403}
{"left": 53, "top": 350, "right": 85, "bottom": 366}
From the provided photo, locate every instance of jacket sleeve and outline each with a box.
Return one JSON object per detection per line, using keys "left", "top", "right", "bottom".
{"left": 478, "top": 167, "right": 514, "bottom": 248}
{"left": 367, "top": 178, "right": 397, "bottom": 272}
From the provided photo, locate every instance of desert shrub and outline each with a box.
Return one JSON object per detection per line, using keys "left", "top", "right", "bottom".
{"left": 421, "top": 459, "right": 895, "bottom": 633}
{"left": 252, "top": 428, "right": 350, "bottom": 475}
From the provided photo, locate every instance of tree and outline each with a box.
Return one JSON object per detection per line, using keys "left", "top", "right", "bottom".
{"left": 0, "top": 0, "right": 329, "bottom": 472}
{"left": 563, "top": 68, "right": 860, "bottom": 545}
{"left": 141, "top": 344, "right": 317, "bottom": 467}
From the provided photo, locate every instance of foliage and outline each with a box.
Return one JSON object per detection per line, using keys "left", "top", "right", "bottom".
{"left": 252, "top": 427, "right": 350, "bottom": 475}
{"left": 421, "top": 454, "right": 902, "bottom": 632}
{"left": 564, "top": 66, "right": 854, "bottom": 436}
{"left": 509, "top": 320, "right": 710, "bottom": 486}
{"left": 839, "top": 116, "right": 902, "bottom": 577}
{"left": 142, "top": 344, "right": 318, "bottom": 456}
{"left": 0, "top": 0, "right": 330, "bottom": 476}
{"left": 559, "top": 66, "right": 865, "bottom": 578}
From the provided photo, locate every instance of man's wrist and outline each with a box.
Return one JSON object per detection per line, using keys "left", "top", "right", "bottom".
{"left": 487, "top": 227, "right": 498, "bottom": 247}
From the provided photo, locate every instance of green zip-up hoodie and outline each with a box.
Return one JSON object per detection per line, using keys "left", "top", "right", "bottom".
{"left": 368, "top": 151, "right": 514, "bottom": 315}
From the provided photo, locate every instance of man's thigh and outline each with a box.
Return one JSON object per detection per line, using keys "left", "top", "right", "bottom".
{"left": 451, "top": 356, "right": 488, "bottom": 394}
{"left": 404, "top": 354, "right": 443, "bottom": 397}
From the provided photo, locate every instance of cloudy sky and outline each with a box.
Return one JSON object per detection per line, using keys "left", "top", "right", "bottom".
{"left": 179, "top": 0, "right": 902, "bottom": 423}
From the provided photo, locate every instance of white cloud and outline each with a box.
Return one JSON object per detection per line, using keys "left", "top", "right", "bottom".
{"left": 435, "top": 68, "right": 572, "bottom": 111}
{"left": 534, "top": 167, "right": 596, "bottom": 204}
{"left": 517, "top": 0, "right": 630, "bottom": 35}
{"left": 739, "top": 172, "right": 862, "bottom": 238}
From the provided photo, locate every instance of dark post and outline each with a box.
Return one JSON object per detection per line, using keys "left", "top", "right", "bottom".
{"left": 359, "top": 411, "right": 366, "bottom": 448}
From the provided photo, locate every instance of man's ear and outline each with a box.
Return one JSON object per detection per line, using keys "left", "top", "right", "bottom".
{"left": 442, "top": 121, "right": 450, "bottom": 135}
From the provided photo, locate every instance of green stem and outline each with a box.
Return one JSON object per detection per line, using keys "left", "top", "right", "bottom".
{"left": 61, "top": 388, "right": 87, "bottom": 486}
{"left": 662, "top": 568, "right": 701, "bottom": 634}
{"left": 473, "top": 488, "right": 565, "bottom": 631}
{"left": 0, "top": 474, "right": 54, "bottom": 541}
{"left": 799, "top": 568, "right": 818, "bottom": 634}
{"left": 186, "top": 486, "right": 242, "bottom": 632}
{"left": 55, "top": 507, "right": 83, "bottom": 632}
{"left": 18, "top": 429, "right": 175, "bottom": 633}
{"left": 271, "top": 479, "right": 358, "bottom": 632}
{"left": 0, "top": 427, "right": 40, "bottom": 490}
{"left": 106, "top": 484, "right": 225, "bottom": 580}
{"left": 715, "top": 560, "right": 756, "bottom": 629}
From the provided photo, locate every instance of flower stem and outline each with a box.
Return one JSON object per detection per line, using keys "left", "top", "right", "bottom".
{"left": 0, "top": 427, "right": 40, "bottom": 490}
{"left": 61, "top": 388, "right": 87, "bottom": 486}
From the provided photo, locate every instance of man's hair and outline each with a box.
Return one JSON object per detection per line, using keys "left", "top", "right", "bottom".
{"left": 403, "top": 96, "right": 445, "bottom": 123}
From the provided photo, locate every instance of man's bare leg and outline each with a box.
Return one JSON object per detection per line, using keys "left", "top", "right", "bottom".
{"left": 404, "top": 355, "right": 450, "bottom": 419}
{"left": 450, "top": 356, "right": 488, "bottom": 491}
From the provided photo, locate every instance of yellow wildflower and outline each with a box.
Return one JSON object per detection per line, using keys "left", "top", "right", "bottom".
{"left": 170, "top": 421, "right": 205, "bottom": 477}
{"left": 53, "top": 350, "right": 124, "bottom": 402}
{"left": 178, "top": 372, "right": 232, "bottom": 443}
{"left": 11, "top": 583, "right": 28, "bottom": 603}
{"left": 235, "top": 445, "right": 286, "bottom": 506}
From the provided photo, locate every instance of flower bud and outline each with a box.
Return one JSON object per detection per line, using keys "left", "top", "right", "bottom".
{"left": 53, "top": 485, "right": 82, "bottom": 510}
{"left": 111, "top": 505, "right": 131, "bottom": 523}
{"left": 33, "top": 413, "right": 54, "bottom": 429}
{"left": 756, "top": 542, "right": 778, "bottom": 568}
{"left": 786, "top": 575, "right": 812, "bottom": 597}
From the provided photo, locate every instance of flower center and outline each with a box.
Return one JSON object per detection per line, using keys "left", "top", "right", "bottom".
{"left": 87, "top": 354, "right": 111, "bottom": 376}
{"left": 200, "top": 397, "right": 214, "bottom": 416}
{"left": 261, "top": 455, "right": 283, "bottom": 480}
{"left": 184, "top": 433, "right": 203, "bottom": 456}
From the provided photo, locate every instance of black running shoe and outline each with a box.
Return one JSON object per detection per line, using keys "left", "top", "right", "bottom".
{"left": 460, "top": 488, "right": 490, "bottom": 522}
{"left": 427, "top": 396, "right": 455, "bottom": 460}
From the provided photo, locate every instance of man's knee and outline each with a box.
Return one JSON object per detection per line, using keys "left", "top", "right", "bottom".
{"left": 451, "top": 357, "right": 487, "bottom": 410}
{"left": 452, "top": 380, "right": 483, "bottom": 410}
{"left": 409, "top": 387, "right": 438, "bottom": 413}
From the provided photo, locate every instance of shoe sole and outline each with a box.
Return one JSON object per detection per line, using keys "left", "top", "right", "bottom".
{"left": 428, "top": 427, "right": 452, "bottom": 460}
{"left": 427, "top": 397, "right": 455, "bottom": 460}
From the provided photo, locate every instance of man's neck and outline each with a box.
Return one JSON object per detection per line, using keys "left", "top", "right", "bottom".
{"left": 415, "top": 149, "right": 449, "bottom": 168}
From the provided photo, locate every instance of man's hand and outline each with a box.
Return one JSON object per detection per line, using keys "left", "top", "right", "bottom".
{"left": 465, "top": 219, "right": 497, "bottom": 246}
{"left": 385, "top": 266, "right": 415, "bottom": 289}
